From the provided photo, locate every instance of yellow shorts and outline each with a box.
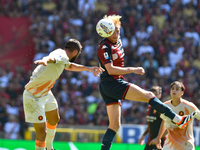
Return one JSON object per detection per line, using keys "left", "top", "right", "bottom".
{"left": 23, "top": 89, "right": 58, "bottom": 123}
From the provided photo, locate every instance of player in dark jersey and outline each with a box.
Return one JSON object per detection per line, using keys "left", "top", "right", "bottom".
{"left": 139, "top": 86, "right": 167, "bottom": 150}
{"left": 97, "top": 14, "right": 197, "bottom": 150}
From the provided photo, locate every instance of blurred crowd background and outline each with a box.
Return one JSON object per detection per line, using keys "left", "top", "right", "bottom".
{"left": 0, "top": 0, "right": 200, "bottom": 140}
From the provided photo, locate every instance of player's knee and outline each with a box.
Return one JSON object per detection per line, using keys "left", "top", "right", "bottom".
{"left": 110, "top": 122, "right": 120, "bottom": 131}
{"left": 54, "top": 115, "right": 60, "bottom": 124}
{"left": 57, "top": 115, "right": 60, "bottom": 123}
{"left": 114, "top": 124, "right": 120, "bottom": 130}
{"left": 116, "top": 124, "right": 121, "bottom": 130}
{"left": 48, "top": 115, "right": 60, "bottom": 125}
{"left": 146, "top": 91, "right": 155, "bottom": 99}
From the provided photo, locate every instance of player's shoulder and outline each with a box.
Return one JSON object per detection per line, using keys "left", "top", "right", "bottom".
{"left": 164, "top": 100, "right": 171, "bottom": 104}
{"left": 98, "top": 41, "right": 111, "bottom": 56}
{"left": 53, "top": 48, "right": 65, "bottom": 52}
{"left": 50, "top": 48, "right": 66, "bottom": 55}
{"left": 50, "top": 48, "right": 62, "bottom": 53}
{"left": 181, "top": 99, "right": 197, "bottom": 110}
{"left": 99, "top": 39, "right": 111, "bottom": 49}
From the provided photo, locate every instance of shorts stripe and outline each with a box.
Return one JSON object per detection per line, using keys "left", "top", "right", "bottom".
{"left": 122, "top": 83, "right": 131, "bottom": 99}
{"left": 106, "top": 102, "right": 121, "bottom": 106}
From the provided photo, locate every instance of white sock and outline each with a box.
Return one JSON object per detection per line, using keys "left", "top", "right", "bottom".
{"left": 172, "top": 115, "right": 182, "bottom": 123}
{"left": 46, "top": 122, "right": 57, "bottom": 150}
{"left": 35, "top": 146, "right": 45, "bottom": 150}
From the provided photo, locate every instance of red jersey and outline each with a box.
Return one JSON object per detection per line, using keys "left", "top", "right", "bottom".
{"left": 98, "top": 38, "right": 125, "bottom": 80}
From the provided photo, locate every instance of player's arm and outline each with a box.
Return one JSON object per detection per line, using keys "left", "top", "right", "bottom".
{"left": 105, "top": 62, "right": 145, "bottom": 75}
{"left": 190, "top": 103, "right": 200, "bottom": 120}
{"left": 65, "top": 63, "right": 104, "bottom": 77}
{"left": 138, "top": 127, "right": 149, "bottom": 145}
{"left": 149, "top": 120, "right": 166, "bottom": 149}
{"left": 161, "top": 129, "right": 168, "bottom": 138}
{"left": 34, "top": 56, "right": 56, "bottom": 66}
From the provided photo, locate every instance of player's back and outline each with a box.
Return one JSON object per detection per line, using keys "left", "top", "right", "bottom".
{"left": 25, "top": 49, "right": 69, "bottom": 97}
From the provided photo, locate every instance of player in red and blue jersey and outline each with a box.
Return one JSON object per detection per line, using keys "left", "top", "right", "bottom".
{"left": 139, "top": 86, "right": 167, "bottom": 150}
{"left": 97, "top": 14, "right": 196, "bottom": 150}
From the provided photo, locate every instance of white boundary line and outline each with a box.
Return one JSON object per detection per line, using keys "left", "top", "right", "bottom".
{"left": 68, "top": 142, "right": 79, "bottom": 150}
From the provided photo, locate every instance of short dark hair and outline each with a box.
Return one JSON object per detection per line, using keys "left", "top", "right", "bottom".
{"left": 170, "top": 81, "right": 185, "bottom": 91}
{"left": 150, "top": 86, "right": 162, "bottom": 95}
{"left": 64, "top": 39, "right": 82, "bottom": 53}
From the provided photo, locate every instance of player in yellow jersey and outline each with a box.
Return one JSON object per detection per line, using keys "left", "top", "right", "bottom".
{"left": 23, "top": 39, "right": 104, "bottom": 150}
{"left": 150, "top": 81, "right": 200, "bottom": 150}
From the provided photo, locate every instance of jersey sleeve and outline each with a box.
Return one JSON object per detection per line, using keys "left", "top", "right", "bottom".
{"left": 185, "top": 101, "right": 200, "bottom": 120}
{"left": 98, "top": 44, "right": 112, "bottom": 65}
{"left": 49, "top": 49, "right": 70, "bottom": 66}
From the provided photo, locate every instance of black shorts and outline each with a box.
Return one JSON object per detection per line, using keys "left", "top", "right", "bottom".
{"left": 99, "top": 79, "right": 131, "bottom": 106}
{"left": 145, "top": 138, "right": 165, "bottom": 150}
{"left": 144, "top": 144, "right": 161, "bottom": 150}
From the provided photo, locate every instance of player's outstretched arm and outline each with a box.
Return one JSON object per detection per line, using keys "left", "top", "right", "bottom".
{"left": 105, "top": 63, "right": 145, "bottom": 75}
{"left": 34, "top": 56, "right": 56, "bottom": 66}
{"left": 65, "top": 63, "right": 104, "bottom": 77}
{"left": 87, "top": 66, "right": 105, "bottom": 77}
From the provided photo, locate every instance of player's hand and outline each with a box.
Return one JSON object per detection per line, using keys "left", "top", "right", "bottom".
{"left": 89, "top": 67, "right": 105, "bottom": 77}
{"left": 134, "top": 67, "right": 145, "bottom": 75}
{"left": 149, "top": 137, "right": 162, "bottom": 149}
{"left": 34, "top": 60, "right": 48, "bottom": 66}
{"left": 138, "top": 136, "right": 145, "bottom": 145}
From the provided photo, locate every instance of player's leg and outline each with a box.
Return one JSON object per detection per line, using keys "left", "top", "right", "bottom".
{"left": 99, "top": 81, "right": 124, "bottom": 150}
{"left": 125, "top": 83, "right": 196, "bottom": 128}
{"left": 45, "top": 108, "right": 59, "bottom": 150}
{"left": 33, "top": 123, "right": 46, "bottom": 150}
{"left": 107, "top": 104, "right": 121, "bottom": 131}
{"left": 45, "top": 91, "right": 59, "bottom": 150}
{"left": 125, "top": 83, "right": 175, "bottom": 118}
{"left": 23, "top": 89, "right": 47, "bottom": 150}
{"left": 101, "top": 104, "right": 121, "bottom": 150}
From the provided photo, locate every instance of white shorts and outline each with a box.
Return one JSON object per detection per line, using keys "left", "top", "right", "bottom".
{"left": 23, "top": 89, "right": 58, "bottom": 123}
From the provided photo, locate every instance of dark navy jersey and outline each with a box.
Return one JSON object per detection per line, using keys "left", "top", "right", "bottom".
{"left": 98, "top": 38, "right": 125, "bottom": 80}
{"left": 146, "top": 105, "right": 166, "bottom": 145}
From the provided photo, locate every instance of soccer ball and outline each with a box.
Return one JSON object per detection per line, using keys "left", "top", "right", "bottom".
{"left": 96, "top": 18, "right": 115, "bottom": 38}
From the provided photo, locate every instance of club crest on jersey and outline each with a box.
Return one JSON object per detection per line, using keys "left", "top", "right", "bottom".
{"left": 104, "top": 52, "right": 109, "bottom": 59}
{"left": 179, "top": 111, "right": 184, "bottom": 116}
{"left": 153, "top": 110, "right": 156, "bottom": 113}
{"left": 38, "top": 115, "right": 43, "bottom": 121}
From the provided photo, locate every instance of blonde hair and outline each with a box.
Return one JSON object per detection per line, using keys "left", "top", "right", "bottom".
{"left": 103, "top": 14, "right": 122, "bottom": 27}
